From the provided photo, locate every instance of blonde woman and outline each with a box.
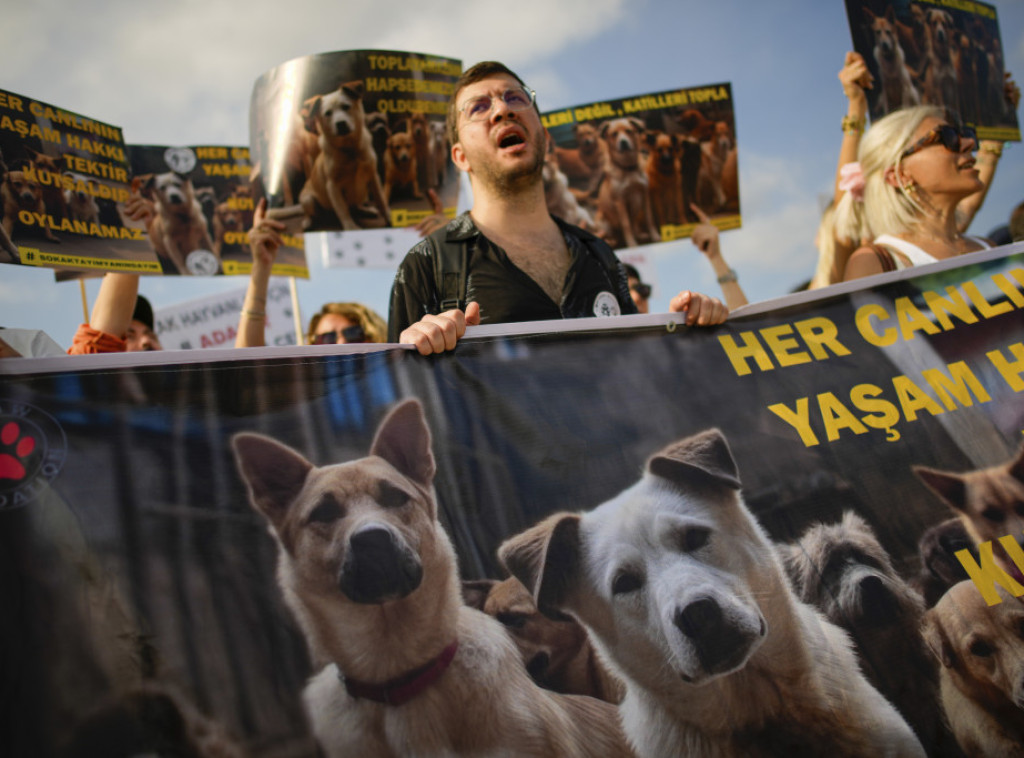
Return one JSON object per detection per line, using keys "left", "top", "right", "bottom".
{"left": 840, "top": 105, "right": 992, "bottom": 281}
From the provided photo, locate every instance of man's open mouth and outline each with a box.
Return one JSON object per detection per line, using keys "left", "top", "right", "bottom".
{"left": 499, "top": 133, "right": 526, "bottom": 148}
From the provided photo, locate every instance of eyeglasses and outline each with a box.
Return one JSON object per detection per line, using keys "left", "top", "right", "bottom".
{"left": 311, "top": 324, "right": 366, "bottom": 345}
{"left": 458, "top": 87, "right": 536, "bottom": 124}
{"left": 630, "top": 282, "right": 652, "bottom": 300}
{"left": 900, "top": 123, "right": 977, "bottom": 160}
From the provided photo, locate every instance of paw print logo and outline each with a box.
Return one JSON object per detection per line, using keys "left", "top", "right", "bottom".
{"left": 0, "top": 403, "right": 66, "bottom": 510}
{"left": 0, "top": 421, "right": 36, "bottom": 481}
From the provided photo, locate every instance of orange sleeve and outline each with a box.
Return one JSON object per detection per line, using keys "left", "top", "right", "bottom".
{"left": 67, "top": 324, "right": 127, "bottom": 355}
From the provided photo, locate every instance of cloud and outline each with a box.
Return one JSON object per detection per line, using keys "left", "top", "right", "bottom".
{"left": 6, "top": 0, "right": 629, "bottom": 146}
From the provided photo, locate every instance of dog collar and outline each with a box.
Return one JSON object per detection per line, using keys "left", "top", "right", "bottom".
{"left": 340, "top": 640, "right": 459, "bottom": 706}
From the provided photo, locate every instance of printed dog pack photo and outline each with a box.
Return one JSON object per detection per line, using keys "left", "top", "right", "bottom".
{"left": 248, "top": 50, "right": 461, "bottom": 236}
{"left": 0, "top": 89, "right": 159, "bottom": 275}
{"left": 542, "top": 82, "right": 740, "bottom": 251}
{"left": 127, "top": 144, "right": 308, "bottom": 278}
{"left": 844, "top": 0, "right": 1021, "bottom": 140}
{"left": 8, "top": 234, "right": 1024, "bottom": 756}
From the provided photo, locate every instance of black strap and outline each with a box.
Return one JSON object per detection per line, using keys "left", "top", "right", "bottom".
{"left": 429, "top": 228, "right": 468, "bottom": 312}
{"left": 872, "top": 244, "right": 897, "bottom": 273}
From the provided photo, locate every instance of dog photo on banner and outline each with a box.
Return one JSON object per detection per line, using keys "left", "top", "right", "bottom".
{"left": 126, "top": 144, "right": 307, "bottom": 279}
{"left": 542, "top": 82, "right": 740, "bottom": 251}
{"left": 248, "top": 49, "right": 462, "bottom": 237}
{"left": 844, "top": 0, "right": 1021, "bottom": 140}
{"left": 0, "top": 89, "right": 159, "bottom": 277}
{"left": 4, "top": 242, "right": 1024, "bottom": 755}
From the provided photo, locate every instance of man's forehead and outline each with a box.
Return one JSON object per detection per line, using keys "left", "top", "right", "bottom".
{"left": 459, "top": 75, "right": 521, "bottom": 101}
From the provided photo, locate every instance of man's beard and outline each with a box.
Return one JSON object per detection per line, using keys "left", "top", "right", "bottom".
{"left": 475, "top": 129, "right": 546, "bottom": 198}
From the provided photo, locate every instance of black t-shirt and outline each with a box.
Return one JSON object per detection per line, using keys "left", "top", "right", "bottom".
{"left": 387, "top": 213, "right": 637, "bottom": 341}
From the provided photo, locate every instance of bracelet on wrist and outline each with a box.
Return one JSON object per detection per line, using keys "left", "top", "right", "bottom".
{"left": 841, "top": 115, "right": 865, "bottom": 134}
{"left": 717, "top": 268, "right": 738, "bottom": 285}
{"left": 980, "top": 143, "right": 1003, "bottom": 157}
{"left": 242, "top": 309, "right": 266, "bottom": 320}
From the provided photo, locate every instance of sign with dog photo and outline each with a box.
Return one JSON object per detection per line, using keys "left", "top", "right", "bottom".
{"left": 0, "top": 88, "right": 161, "bottom": 275}
{"left": 127, "top": 144, "right": 309, "bottom": 278}
{"left": 541, "top": 82, "right": 740, "bottom": 251}
{"left": 844, "top": 0, "right": 1021, "bottom": 140}
{"left": 249, "top": 49, "right": 461, "bottom": 243}
{"left": 5, "top": 241, "right": 1024, "bottom": 755}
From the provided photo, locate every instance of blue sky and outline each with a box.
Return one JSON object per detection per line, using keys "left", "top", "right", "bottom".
{"left": 2, "top": 0, "right": 1023, "bottom": 348}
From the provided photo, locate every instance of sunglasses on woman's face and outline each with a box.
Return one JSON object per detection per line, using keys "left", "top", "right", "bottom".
{"left": 900, "top": 123, "right": 977, "bottom": 160}
{"left": 311, "top": 325, "right": 366, "bottom": 345}
{"left": 630, "top": 282, "right": 652, "bottom": 300}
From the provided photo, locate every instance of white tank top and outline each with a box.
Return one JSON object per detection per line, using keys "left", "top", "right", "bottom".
{"left": 874, "top": 233, "right": 992, "bottom": 270}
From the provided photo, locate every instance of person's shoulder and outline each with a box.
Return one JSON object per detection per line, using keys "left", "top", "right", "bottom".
{"left": 843, "top": 243, "right": 887, "bottom": 281}
{"left": 401, "top": 213, "right": 476, "bottom": 263}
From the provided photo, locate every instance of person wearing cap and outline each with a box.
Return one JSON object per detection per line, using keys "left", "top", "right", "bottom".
{"left": 68, "top": 273, "right": 163, "bottom": 354}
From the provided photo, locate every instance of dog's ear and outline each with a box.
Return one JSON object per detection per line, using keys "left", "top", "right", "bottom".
{"left": 342, "top": 80, "right": 366, "bottom": 101}
{"left": 629, "top": 118, "right": 645, "bottom": 133}
{"left": 231, "top": 432, "right": 313, "bottom": 527}
{"left": 136, "top": 173, "right": 156, "bottom": 198}
{"left": 499, "top": 512, "right": 581, "bottom": 615}
{"left": 303, "top": 96, "right": 323, "bottom": 133}
{"left": 921, "top": 608, "right": 958, "bottom": 670}
{"left": 885, "top": 5, "right": 897, "bottom": 24}
{"left": 863, "top": 6, "right": 877, "bottom": 24}
{"left": 778, "top": 541, "right": 809, "bottom": 599}
{"left": 647, "top": 428, "right": 741, "bottom": 491}
{"left": 599, "top": 121, "right": 611, "bottom": 138}
{"left": 370, "top": 399, "right": 435, "bottom": 488}
{"left": 913, "top": 465, "right": 968, "bottom": 513}
{"left": 461, "top": 579, "right": 498, "bottom": 611}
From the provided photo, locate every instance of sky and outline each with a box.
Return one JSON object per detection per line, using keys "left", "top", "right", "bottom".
{"left": 1, "top": 0, "right": 1023, "bottom": 349}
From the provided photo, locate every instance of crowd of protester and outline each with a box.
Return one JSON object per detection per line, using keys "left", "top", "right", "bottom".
{"left": 1, "top": 56, "right": 1021, "bottom": 359}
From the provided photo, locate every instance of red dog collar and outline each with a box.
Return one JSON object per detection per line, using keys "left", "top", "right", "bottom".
{"left": 340, "top": 640, "right": 459, "bottom": 706}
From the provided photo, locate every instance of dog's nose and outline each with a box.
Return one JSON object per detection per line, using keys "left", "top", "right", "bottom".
{"left": 339, "top": 526, "right": 423, "bottom": 604}
{"left": 675, "top": 598, "right": 722, "bottom": 639}
{"left": 857, "top": 574, "right": 899, "bottom": 622}
{"left": 675, "top": 598, "right": 756, "bottom": 674}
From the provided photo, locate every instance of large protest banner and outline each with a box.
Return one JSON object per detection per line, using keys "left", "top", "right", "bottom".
{"left": 127, "top": 145, "right": 308, "bottom": 278}
{"left": 2, "top": 243, "right": 1024, "bottom": 755}
{"left": 0, "top": 89, "right": 159, "bottom": 275}
{"left": 249, "top": 49, "right": 461, "bottom": 239}
{"left": 844, "top": 0, "right": 1021, "bottom": 140}
{"left": 542, "top": 82, "right": 739, "bottom": 248}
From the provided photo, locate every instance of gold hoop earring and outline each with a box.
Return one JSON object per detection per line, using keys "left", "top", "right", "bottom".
{"left": 903, "top": 179, "right": 916, "bottom": 194}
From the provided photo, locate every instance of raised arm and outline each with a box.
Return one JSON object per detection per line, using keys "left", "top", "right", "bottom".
{"left": 235, "top": 198, "right": 286, "bottom": 348}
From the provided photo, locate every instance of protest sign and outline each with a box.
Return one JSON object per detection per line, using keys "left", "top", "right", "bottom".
{"left": 3, "top": 242, "right": 1024, "bottom": 755}
{"left": 542, "top": 82, "right": 740, "bottom": 249}
{"left": 249, "top": 49, "right": 461, "bottom": 241}
{"left": 153, "top": 279, "right": 297, "bottom": 350}
{"left": 0, "top": 89, "right": 159, "bottom": 274}
{"left": 844, "top": 0, "right": 1021, "bottom": 140}
{"left": 126, "top": 145, "right": 308, "bottom": 278}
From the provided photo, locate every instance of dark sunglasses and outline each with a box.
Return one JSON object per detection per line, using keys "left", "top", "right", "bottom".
{"left": 630, "top": 282, "right": 652, "bottom": 300}
{"left": 900, "top": 123, "right": 977, "bottom": 160}
{"left": 311, "top": 324, "right": 366, "bottom": 345}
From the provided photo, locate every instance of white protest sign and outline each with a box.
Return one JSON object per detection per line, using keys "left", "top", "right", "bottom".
{"left": 154, "top": 279, "right": 297, "bottom": 350}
